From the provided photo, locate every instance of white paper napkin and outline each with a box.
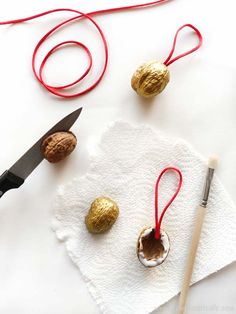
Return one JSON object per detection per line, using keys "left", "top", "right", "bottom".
{"left": 52, "top": 122, "right": 236, "bottom": 314}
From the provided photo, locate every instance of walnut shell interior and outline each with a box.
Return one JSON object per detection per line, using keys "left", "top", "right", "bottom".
{"left": 137, "top": 227, "right": 170, "bottom": 267}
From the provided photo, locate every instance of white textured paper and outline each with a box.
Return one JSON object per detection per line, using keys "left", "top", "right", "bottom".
{"left": 52, "top": 122, "right": 236, "bottom": 314}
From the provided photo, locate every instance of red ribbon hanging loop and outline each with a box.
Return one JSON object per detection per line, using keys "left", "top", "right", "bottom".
{"left": 155, "top": 167, "right": 183, "bottom": 240}
{"left": 163, "top": 24, "right": 203, "bottom": 67}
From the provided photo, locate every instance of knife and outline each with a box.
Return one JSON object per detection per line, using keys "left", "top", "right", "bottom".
{"left": 0, "top": 108, "right": 82, "bottom": 198}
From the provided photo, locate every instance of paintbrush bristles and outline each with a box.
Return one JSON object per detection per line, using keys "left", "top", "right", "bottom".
{"left": 208, "top": 156, "right": 218, "bottom": 170}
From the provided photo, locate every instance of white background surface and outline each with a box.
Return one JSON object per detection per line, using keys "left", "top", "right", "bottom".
{"left": 0, "top": 0, "right": 235, "bottom": 313}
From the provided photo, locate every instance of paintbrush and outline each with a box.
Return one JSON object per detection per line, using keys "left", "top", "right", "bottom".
{"left": 176, "top": 156, "right": 218, "bottom": 314}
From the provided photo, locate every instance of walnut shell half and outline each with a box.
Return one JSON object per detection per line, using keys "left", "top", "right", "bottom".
{"left": 41, "top": 131, "right": 77, "bottom": 163}
{"left": 85, "top": 197, "right": 119, "bottom": 234}
{"left": 137, "top": 227, "right": 170, "bottom": 267}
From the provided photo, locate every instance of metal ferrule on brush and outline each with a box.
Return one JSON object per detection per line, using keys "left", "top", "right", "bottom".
{"left": 201, "top": 167, "right": 215, "bottom": 208}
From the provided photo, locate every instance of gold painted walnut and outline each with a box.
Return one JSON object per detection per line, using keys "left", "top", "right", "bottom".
{"left": 131, "top": 60, "right": 170, "bottom": 98}
{"left": 85, "top": 197, "right": 119, "bottom": 234}
{"left": 41, "top": 131, "right": 77, "bottom": 163}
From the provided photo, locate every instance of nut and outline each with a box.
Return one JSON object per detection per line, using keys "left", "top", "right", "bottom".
{"left": 41, "top": 131, "right": 77, "bottom": 163}
{"left": 137, "top": 227, "right": 170, "bottom": 267}
{"left": 85, "top": 197, "right": 119, "bottom": 234}
{"left": 131, "top": 60, "right": 170, "bottom": 98}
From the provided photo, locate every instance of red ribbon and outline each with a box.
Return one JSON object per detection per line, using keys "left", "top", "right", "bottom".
{"left": 0, "top": 4, "right": 202, "bottom": 99}
{"left": 163, "top": 24, "right": 203, "bottom": 67}
{"left": 155, "top": 167, "right": 183, "bottom": 239}
{"left": 0, "top": 1, "right": 170, "bottom": 99}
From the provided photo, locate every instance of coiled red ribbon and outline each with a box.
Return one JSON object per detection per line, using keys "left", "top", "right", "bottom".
{"left": 155, "top": 167, "right": 183, "bottom": 239}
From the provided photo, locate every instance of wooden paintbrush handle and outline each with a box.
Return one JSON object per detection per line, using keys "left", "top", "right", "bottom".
{"left": 176, "top": 205, "right": 206, "bottom": 314}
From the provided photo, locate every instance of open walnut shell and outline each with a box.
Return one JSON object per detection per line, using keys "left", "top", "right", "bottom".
{"left": 137, "top": 227, "right": 170, "bottom": 267}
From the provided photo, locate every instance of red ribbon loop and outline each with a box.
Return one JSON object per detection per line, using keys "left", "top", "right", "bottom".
{"left": 163, "top": 24, "right": 203, "bottom": 67}
{"left": 155, "top": 167, "right": 183, "bottom": 239}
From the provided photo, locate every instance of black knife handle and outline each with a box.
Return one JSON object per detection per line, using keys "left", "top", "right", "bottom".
{"left": 0, "top": 171, "right": 24, "bottom": 198}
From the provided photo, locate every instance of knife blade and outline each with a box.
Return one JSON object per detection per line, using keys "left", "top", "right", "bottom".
{"left": 0, "top": 107, "right": 82, "bottom": 197}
